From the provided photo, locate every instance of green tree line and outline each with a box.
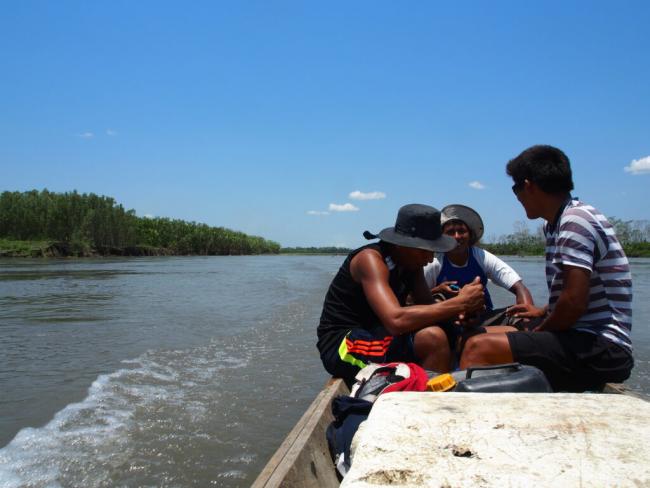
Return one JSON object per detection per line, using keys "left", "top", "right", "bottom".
{"left": 482, "top": 221, "right": 546, "bottom": 256}
{"left": 280, "top": 246, "right": 352, "bottom": 255}
{"left": 482, "top": 219, "right": 650, "bottom": 257}
{"left": 0, "top": 190, "right": 280, "bottom": 255}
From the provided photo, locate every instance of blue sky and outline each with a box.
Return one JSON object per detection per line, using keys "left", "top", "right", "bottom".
{"left": 1, "top": 1, "right": 649, "bottom": 247}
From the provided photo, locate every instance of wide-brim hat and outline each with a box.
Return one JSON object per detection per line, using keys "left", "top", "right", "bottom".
{"left": 441, "top": 204, "right": 484, "bottom": 243}
{"left": 364, "top": 203, "right": 457, "bottom": 253}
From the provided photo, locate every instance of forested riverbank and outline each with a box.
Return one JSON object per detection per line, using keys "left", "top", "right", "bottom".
{"left": 2, "top": 189, "right": 648, "bottom": 258}
{"left": 0, "top": 190, "right": 280, "bottom": 257}
{"left": 279, "top": 246, "right": 352, "bottom": 255}
{"left": 481, "top": 218, "right": 650, "bottom": 257}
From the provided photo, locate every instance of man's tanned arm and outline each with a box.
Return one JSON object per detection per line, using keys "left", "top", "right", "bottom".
{"left": 536, "top": 265, "right": 590, "bottom": 331}
{"left": 350, "top": 248, "right": 484, "bottom": 336}
{"left": 510, "top": 280, "right": 534, "bottom": 306}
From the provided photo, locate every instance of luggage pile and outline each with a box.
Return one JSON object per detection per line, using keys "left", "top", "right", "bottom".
{"left": 327, "top": 362, "right": 551, "bottom": 478}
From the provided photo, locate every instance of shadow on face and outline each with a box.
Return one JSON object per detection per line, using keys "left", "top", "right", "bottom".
{"left": 512, "top": 180, "right": 541, "bottom": 220}
{"left": 392, "top": 246, "right": 434, "bottom": 270}
{"left": 443, "top": 221, "right": 472, "bottom": 250}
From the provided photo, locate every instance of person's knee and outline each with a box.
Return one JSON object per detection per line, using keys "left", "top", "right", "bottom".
{"left": 460, "top": 333, "right": 514, "bottom": 369}
{"left": 461, "top": 334, "right": 490, "bottom": 364}
{"left": 414, "top": 326, "right": 449, "bottom": 353}
{"left": 414, "top": 326, "right": 451, "bottom": 372}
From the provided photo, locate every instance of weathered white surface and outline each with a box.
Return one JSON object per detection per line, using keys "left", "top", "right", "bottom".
{"left": 342, "top": 392, "right": 650, "bottom": 488}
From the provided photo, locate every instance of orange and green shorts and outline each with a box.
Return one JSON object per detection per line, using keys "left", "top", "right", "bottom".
{"left": 319, "top": 327, "right": 416, "bottom": 385}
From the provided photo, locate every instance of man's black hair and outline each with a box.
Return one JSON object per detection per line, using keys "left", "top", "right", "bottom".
{"left": 506, "top": 145, "right": 574, "bottom": 194}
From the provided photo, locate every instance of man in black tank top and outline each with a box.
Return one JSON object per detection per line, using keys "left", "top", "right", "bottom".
{"left": 317, "top": 204, "right": 485, "bottom": 385}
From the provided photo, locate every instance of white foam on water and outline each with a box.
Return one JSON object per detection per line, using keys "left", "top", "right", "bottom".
{"left": 0, "top": 343, "right": 248, "bottom": 488}
{"left": 215, "top": 470, "right": 246, "bottom": 480}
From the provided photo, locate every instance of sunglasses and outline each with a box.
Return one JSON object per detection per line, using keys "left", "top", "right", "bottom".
{"left": 511, "top": 181, "right": 525, "bottom": 194}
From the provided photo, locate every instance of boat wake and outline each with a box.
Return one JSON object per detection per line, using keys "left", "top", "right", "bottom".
{"left": 0, "top": 343, "right": 248, "bottom": 488}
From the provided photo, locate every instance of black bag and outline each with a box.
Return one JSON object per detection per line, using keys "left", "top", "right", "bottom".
{"left": 325, "top": 396, "right": 373, "bottom": 478}
{"left": 453, "top": 363, "right": 552, "bottom": 393}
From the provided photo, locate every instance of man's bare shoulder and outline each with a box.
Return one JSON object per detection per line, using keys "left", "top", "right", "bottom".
{"left": 350, "top": 247, "right": 388, "bottom": 281}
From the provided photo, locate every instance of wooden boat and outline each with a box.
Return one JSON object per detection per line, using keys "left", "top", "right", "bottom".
{"left": 251, "top": 378, "right": 644, "bottom": 488}
{"left": 251, "top": 378, "right": 349, "bottom": 488}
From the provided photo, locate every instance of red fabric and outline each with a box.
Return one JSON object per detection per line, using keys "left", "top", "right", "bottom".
{"left": 381, "top": 362, "right": 429, "bottom": 393}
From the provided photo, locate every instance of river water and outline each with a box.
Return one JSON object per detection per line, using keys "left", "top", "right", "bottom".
{"left": 0, "top": 255, "right": 648, "bottom": 487}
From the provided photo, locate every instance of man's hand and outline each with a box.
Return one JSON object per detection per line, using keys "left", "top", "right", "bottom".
{"left": 506, "top": 303, "right": 547, "bottom": 324}
{"left": 454, "top": 313, "right": 481, "bottom": 328}
{"left": 431, "top": 281, "right": 459, "bottom": 297}
{"left": 453, "top": 276, "right": 485, "bottom": 322}
{"left": 530, "top": 265, "right": 589, "bottom": 332}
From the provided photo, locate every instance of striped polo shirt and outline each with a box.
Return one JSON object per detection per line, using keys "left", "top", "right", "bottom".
{"left": 545, "top": 199, "right": 632, "bottom": 352}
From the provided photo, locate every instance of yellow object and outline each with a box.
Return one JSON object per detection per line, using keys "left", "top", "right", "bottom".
{"left": 426, "top": 373, "right": 456, "bottom": 392}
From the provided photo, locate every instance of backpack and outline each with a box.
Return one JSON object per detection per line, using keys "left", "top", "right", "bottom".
{"left": 350, "top": 362, "right": 429, "bottom": 402}
{"left": 326, "top": 362, "right": 429, "bottom": 477}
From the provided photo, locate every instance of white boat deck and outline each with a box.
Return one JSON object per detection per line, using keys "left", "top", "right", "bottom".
{"left": 342, "top": 392, "right": 650, "bottom": 488}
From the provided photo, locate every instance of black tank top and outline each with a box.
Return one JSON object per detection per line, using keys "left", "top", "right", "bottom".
{"left": 317, "top": 243, "right": 416, "bottom": 354}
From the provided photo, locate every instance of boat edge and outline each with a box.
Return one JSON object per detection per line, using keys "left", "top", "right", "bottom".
{"left": 251, "top": 377, "right": 349, "bottom": 488}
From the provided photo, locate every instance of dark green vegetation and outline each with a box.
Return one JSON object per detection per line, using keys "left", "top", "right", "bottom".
{"left": 280, "top": 246, "right": 352, "bottom": 255}
{"left": 3, "top": 190, "right": 648, "bottom": 258}
{"left": 0, "top": 238, "right": 53, "bottom": 257}
{"left": 609, "top": 217, "right": 650, "bottom": 257}
{"left": 0, "top": 190, "right": 280, "bottom": 257}
{"left": 482, "top": 219, "right": 650, "bottom": 257}
{"left": 482, "top": 222, "right": 545, "bottom": 256}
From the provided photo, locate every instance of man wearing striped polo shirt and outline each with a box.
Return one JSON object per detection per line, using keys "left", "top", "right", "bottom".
{"left": 460, "top": 145, "right": 633, "bottom": 391}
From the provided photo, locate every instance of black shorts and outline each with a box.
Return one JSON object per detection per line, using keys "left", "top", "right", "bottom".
{"left": 319, "top": 327, "right": 417, "bottom": 387}
{"left": 448, "top": 308, "right": 543, "bottom": 359}
{"left": 506, "top": 329, "right": 634, "bottom": 392}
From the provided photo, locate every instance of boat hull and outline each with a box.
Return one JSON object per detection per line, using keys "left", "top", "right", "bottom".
{"left": 251, "top": 378, "right": 349, "bottom": 488}
{"left": 253, "top": 378, "right": 640, "bottom": 487}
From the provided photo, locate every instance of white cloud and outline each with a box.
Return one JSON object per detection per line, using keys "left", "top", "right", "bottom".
{"left": 349, "top": 190, "right": 386, "bottom": 201}
{"left": 77, "top": 132, "right": 94, "bottom": 138}
{"left": 307, "top": 210, "right": 330, "bottom": 216}
{"left": 468, "top": 181, "right": 486, "bottom": 190}
{"left": 624, "top": 156, "right": 650, "bottom": 175}
{"left": 329, "top": 203, "right": 359, "bottom": 212}
{"left": 144, "top": 214, "right": 154, "bottom": 219}
{"left": 106, "top": 129, "right": 117, "bottom": 136}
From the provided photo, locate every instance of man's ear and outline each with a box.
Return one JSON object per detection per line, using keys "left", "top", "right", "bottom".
{"left": 524, "top": 179, "right": 535, "bottom": 193}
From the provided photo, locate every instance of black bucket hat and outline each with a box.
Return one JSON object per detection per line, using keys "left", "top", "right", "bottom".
{"left": 364, "top": 204, "right": 457, "bottom": 252}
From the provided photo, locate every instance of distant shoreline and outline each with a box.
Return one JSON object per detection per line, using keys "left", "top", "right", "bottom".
{"left": 0, "top": 240, "right": 279, "bottom": 258}
{"left": 3, "top": 240, "right": 649, "bottom": 258}
{"left": 0, "top": 190, "right": 282, "bottom": 257}
{"left": 481, "top": 243, "right": 650, "bottom": 258}
{"left": 0, "top": 240, "right": 347, "bottom": 258}
{"left": 3, "top": 190, "right": 648, "bottom": 259}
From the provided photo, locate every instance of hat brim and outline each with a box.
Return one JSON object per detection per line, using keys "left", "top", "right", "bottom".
{"left": 441, "top": 204, "right": 484, "bottom": 242}
{"left": 375, "top": 228, "right": 457, "bottom": 253}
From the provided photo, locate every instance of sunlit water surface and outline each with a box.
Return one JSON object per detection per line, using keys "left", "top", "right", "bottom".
{"left": 1, "top": 256, "right": 648, "bottom": 487}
